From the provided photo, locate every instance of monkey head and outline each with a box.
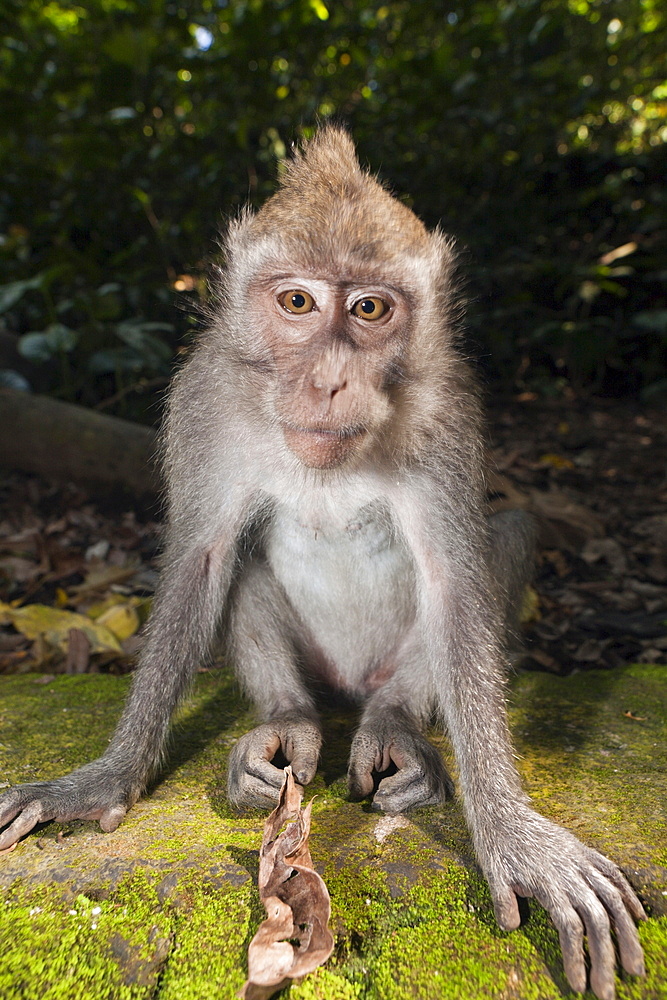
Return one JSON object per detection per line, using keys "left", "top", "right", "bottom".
{"left": 219, "top": 127, "right": 458, "bottom": 471}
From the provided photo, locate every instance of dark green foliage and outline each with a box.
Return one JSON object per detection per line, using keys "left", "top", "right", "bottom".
{"left": 1, "top": 0, "right": 665, "bottom": 414}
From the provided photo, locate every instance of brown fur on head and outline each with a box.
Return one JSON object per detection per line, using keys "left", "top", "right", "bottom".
{"left": 252, "top": 126, "right": 430, "bottom": 264}
{"left": 219, "top": 126, "right": 460, "bottom": 471}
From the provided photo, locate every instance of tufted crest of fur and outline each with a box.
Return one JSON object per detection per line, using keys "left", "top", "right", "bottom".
{"left": 250, "top": 125, "right": 431, "bottom": 262}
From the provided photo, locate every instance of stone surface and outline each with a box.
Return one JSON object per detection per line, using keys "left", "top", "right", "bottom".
{"left": 0, "top": 663, "right": 665, "bottom": 999}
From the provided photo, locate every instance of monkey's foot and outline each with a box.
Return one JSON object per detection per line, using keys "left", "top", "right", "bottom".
{"left": 0, "top": 763, "right": 135, "bottom": 849}
{"left": 482, "top": 806, "right": 645, "bottom": 1000}
{"left": 347, "top": 716, "right": 454, "bottom": 813}
{"left": 227, "top": 715, "right": 321, "bottom": 809}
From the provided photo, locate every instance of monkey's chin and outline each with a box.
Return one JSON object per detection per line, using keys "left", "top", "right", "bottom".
{"left": 282, "top": 426, "right": 365, "bottom": 470}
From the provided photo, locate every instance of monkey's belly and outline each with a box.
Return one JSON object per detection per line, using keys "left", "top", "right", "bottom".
{"left": 266, "top": 509, "right": 416, "bottom": 694}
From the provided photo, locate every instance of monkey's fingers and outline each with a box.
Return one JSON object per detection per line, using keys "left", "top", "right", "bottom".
{"left": 490, "top": 877, "right": 591, "bottom": 996}
{"left": 588, "top": 849, "right": 647, "bottom": 923}
{"left": 548, "top": 896, "right": 588, "bottom": 995}
{"left": 347, "top": 729, "right": 387, "bottom": 799}
{"left": 531, "top": 873, "right": 641, "bottom": 1000}
{"left": 0, "top": 790, "right": 22, "bottom": 832}
{"left": 371, "top": 735, "right": 454, "bottom": 811}
{"left": 227, "top": 726, "right": 292, "bottom": 809}
{"left": 586, "top": 869, "right": 645, "bottom": 978}
{"left": 373, "top": 764, "right": 445, "bottom": 813}
{"left": 572, "top": 887, "right": 616, "bottom": 1000}
{"left": 0, "top": 799, "right": 44, "bottom": 850}
{"left": 489, "top": 882, "right": 521, "bottom": 932}
{"left": 98, "top": 804, "right": 128, "bottom": 833}
{"left": 281, "top": 724, "right": 321, "bottom": 786}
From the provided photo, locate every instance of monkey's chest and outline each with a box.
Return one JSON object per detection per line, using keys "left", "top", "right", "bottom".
{"left": 266, "top": 508, "right": 416, "bottom": 690}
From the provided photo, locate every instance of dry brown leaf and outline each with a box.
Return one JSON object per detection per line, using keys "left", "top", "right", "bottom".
{"left": 239, "top": 767, "right": 334, "bottom": 1000}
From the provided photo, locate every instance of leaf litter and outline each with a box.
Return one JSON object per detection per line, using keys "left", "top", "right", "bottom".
{"left": 0, "top": 398, "right": 665, "bottom": 677}
{"left": 239, "top": 767, "right": 334, "bottom": 1000}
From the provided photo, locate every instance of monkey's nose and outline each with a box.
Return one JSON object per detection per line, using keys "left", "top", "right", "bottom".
{"left": 308, "top": 378, "right": 347, "bottom": 407}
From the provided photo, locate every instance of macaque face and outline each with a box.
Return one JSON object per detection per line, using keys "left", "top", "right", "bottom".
{"left": 250, "top": 272, "right": 413, "bottom": 469}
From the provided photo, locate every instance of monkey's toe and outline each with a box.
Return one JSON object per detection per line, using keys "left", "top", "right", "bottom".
{"left": 372, "top": 766, "right": 451, "bottom": 813}
{"left": 227, "top": 718, "right": 320, "bottom": 810}
{"left": 227, "top": 772, "right": 284, "bottom": 810}
{"left": 348, "top": 716, "right": 454, "bottom": 810}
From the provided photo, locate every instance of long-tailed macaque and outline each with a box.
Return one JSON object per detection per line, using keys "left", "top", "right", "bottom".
{"left": 0, "top": 128, "right": 644, "bottom": 998}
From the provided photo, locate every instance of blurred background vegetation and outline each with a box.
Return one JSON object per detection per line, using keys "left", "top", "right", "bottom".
{"left": 0, "top": 0, "right": 665, "bottom": 421}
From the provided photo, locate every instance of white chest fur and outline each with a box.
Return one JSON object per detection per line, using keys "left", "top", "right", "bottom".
{"left": 265, "top": 496, "right": 416, "bottom": 689}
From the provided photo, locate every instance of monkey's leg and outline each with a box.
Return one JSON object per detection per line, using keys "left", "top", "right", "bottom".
{"left": 486, "top": 509, "right": 536, "bottom": 637}
{"left": 226, "top": 561, "right": 321, "bottom": 809}
{"left": 393, "top": 490, "right": 645, "bottom": 1000}
{"left": 345, "top": 512, "right": 534, "bottom": 815}
{"left": 0, "top": 530, "right": 240, "bottom": 849}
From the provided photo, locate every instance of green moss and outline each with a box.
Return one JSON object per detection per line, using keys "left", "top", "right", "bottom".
{"left": 0, "top": 663, "right": 665, "bottom": 998}
{"left": 616, "top": 916, "right": 667, "bottom": 1000}
{"left": 157, "top": 879, "right": 252, "bottom": 1000}
{"left": 290, "top": 968, "right": 363, "bottom": 999}
{"left": 0, "top": 674, "right": 131, "bottom": 781}
{"left": 0, "top": 874, "right": 171, "bottom": 1000}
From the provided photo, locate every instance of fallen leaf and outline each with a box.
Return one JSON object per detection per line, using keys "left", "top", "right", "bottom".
{"left": 96, "top": 602, "right": 140, "bottom": 641}
{"left": 69, "top": 562, "right": 139, "bottom": 597}
{"left": 538, "top": 453, "right": 575, "bottom": 470}
{"left": 581, "top": 537, "right": 628, "bottom": 576}
{"left": 65, "top": 627, "right": 91, "bottom": 674}
{"left": 528, "top": 488, "right": 605, "bottom": 550}
{"left": 0, "top": 601, "right": 122, "bottom": 654}
{"left": 240, "top": 768, "right": 334, "bottom": 1000}
{"left": 519, "top": 584, "right": 541, "bottom": 624}
{"left": 624, "top": 711, "right": 647, "bottom": 722}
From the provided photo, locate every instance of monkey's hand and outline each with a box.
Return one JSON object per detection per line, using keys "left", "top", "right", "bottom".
{"left": 348, "top": 713, "right": 454, "bottom": 812}
{"left": 482, "top": 807, "right": 645, "bottom": 1000}
{"left": 0, "top": 761, "right": 135, "bottom": 850}
{"left": 227, "top": 715, "right": 321, "bottom": 809}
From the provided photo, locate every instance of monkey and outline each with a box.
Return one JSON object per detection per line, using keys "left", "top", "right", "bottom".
{"left": 0, "top": 127, "right": 645, "bottom": 999}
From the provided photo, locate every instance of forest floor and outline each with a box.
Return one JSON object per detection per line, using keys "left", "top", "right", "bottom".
{"left": 0, "top": 393, "right": 665, "bottom": 680}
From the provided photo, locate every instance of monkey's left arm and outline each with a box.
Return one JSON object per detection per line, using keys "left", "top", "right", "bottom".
{"left": 393, "top": 481, "right": 645, "bottom": 1000}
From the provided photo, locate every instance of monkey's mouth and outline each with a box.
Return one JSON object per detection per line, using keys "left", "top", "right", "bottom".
{"left": 282, "top": 424, "right": 367, "bottom": 469}
{"left": 286, "top": 424, "right": 365, "bottom": 439}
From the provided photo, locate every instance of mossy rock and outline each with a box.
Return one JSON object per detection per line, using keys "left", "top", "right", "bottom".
{"left": 0, "top": 663, "right": 665, "bottom": 999}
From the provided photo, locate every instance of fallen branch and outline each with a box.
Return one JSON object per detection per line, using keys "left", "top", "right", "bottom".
{"left": 0, "top": 390, "right": 159, "bottom": 500}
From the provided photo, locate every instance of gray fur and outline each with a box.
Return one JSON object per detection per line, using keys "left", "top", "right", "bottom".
{"left": 0, "top": 127, "right": 644, "bottom": 1000}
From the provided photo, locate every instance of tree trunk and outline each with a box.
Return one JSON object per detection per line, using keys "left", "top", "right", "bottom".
{"left": 0, "top": 390, "right": 160, "bottom": 501}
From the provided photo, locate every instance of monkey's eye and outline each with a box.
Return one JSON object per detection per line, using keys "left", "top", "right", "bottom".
{"left": 279, "top": 290, "right": 315, "bottom": 314}
{"left": 351, "top": 297, "right": 388, "bottom": 321}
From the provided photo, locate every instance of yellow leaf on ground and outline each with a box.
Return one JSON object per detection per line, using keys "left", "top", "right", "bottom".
{"left": 0, "top": 601, "right": 122, "bottom": 653}
{"left": 96, "top": 602, "right": 140, "bottom": 641}
{"left": 520, "top": 584, "right": 541, "bottom": 624}
{"left": 539, "top": 453, "right": 575, "bottom": 470}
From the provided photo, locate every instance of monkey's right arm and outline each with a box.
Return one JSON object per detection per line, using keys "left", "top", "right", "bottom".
{"left": 0, "top": 517, "right": 243, "bottom": 850}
